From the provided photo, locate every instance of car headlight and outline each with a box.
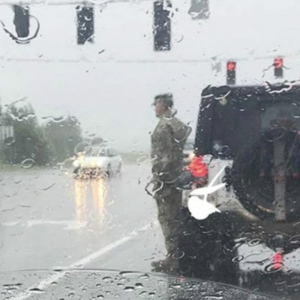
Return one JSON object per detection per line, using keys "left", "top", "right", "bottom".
{"left": 90, "top": 160, "right": 103, "bottom": 168}
{"left": 73, "top": 160, "right": 80, "bottom": 168}
{"left": 189, "top": 152, "right": 195, "bottom": 160}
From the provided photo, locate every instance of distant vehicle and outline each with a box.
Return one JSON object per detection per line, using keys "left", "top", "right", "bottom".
{"left": 183, "top": 139, "right": 195, "bottom": 166}
{"left": 73, "top": 146, "right": 122, "bottom": 179}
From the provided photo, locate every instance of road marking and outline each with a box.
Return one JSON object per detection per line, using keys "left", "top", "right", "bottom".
{"left": 1, "top": 220, "right": 88, "bottom": 230}
{"left": 10, "top": 221, "right": 158, "bottom": 300}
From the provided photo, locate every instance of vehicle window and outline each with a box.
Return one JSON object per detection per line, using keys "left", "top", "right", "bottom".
{"left": 97, "top": 148, "right": 107, "bottom": 157}
{"left": 110, "top": 149, "right": 118, "bottom": 156}
{"left": 2, "top": 1, "right": 300, "bottom": 300}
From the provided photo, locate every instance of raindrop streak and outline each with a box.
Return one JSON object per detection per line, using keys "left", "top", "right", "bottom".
{"left": 42, "top": 183, "right": 56, "bottom": 191}
{"left": 21, "top": 158, "right": 35, "bottom": 169}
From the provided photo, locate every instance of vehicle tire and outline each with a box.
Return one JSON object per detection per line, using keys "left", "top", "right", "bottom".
{"left": 177, "top": 207, "right": 240, "bottom": 285}
{"left": 106, "top": 165, "right": 112, "bottom": 178}
{"left": 231, "top": 130, "right": 300, "bottom": 223}
{"left": 117, "top": 163, "right": 122, "bottom": 175}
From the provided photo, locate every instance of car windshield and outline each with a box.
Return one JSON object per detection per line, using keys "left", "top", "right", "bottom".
{"left": 87, "top": 147, "right": 107, "bottom": 157}
{"left": 1, "top": 1, "right": 300, "bottom": 299}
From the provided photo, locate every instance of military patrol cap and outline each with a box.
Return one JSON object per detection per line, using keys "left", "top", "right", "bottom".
{"left": 153, "top": 93, "right": 174, "bottom": 108}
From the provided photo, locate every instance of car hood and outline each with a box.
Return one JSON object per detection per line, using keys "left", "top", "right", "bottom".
{"left": 0, "top": 269, "right": 278, "bottom": 300}
{"left": 76, "top": 157, "right": 109, "bottom": 166}
{"left": 83, "top": 156, "right": 109, "bottom": 162}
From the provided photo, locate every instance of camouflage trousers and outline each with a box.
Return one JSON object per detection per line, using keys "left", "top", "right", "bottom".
{"left": 153, "top": 184, "right": 182, "bottom": 256}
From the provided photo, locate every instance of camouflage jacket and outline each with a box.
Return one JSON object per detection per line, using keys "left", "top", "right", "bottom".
{"left": 151, "top": 110, "right": 191, "bottom": 184}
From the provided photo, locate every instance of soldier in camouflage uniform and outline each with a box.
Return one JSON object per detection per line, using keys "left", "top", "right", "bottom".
{"left": 150, "top": 93, "right": 191, "bottom": 273}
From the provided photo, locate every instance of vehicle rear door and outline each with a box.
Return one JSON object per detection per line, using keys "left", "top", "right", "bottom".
{"left": 107, "top": 148, "right": 119, "bottom": 172}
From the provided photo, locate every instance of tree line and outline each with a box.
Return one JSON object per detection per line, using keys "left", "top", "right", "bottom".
{"left": 0, "top": 100, "right": 83, "bottom": 166}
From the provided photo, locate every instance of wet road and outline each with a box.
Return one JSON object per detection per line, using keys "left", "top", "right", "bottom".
{"left": 1, "top": 163, "right": 300, "bottom": 300}
{"left": 0, "top": 163, "right": 165, "bottom": 274}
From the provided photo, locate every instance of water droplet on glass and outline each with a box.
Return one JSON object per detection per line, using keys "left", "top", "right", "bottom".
{"left": 28, "top": 288, "right": 45, "bottom": 294}
{"left": 97, "top": 295, "right": 104, "bottom": 299}
{"left": 264, "top": 263, "right": 283, "bottom": 274}
{"left": 172, "top": 249, "right": 185, "bottom": 259}
{"left": 138, "top": 274, "right": 150, "bottom": 280}
{"left": 124, "top": 286, "right": 135, "bottom": 292}
{"left": 119, "top": 271, "right": 139, "bottom": 277}
{"left": 32, "top": 0, "right": 48, "bottom": 7}
{"left": 91, "top": 136, "right": 104, "bottom": 146}
{"left": 232, "top": 255, "right": 244, "bottom": 263}
{"left": 68, "top": 292, "right": 75, "bottom": 297}
{"left": 52, "top": 116, "right": 67, "bottom": 123}
{"left": 4, "top": 136, "right": 15, "bottom": 146}
{"left": 74, "top": 142, "right": 90, "bottom": 155}
{"left": 21, "top": 158, "right": 35, "bottom": 169}
{"left": 135, "top": 283, "right": 143, "bottom": 289}
{"left": 248, "top": 238, "right": 261, "bottom": 246}
{"left": 102, "top": 276, "right": 112, "bottom": 283}
{"left": 291, "top": 103, "right": 300, "bottom": 119}
{"left": 171, "top": 283, "right": 182, "bottom": 289}
{"left": 3, "top": 283, "right": 22, "bottom": 292}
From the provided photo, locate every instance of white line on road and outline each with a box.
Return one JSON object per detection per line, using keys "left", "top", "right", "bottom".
{"left": 10, "top": 221, "right": 158, "bottom": 300}
{"left": 1, "top": 220, "right": 88, "bottom": 230}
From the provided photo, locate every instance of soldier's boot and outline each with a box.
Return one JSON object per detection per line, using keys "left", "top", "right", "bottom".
{"left": 151, "top": 255, "right": 179, "bottom": 275}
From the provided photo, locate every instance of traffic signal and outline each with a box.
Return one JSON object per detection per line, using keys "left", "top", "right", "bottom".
{"left": 13, "top": 5, "right": 30, "bottom": 38}
{"left": 274, "top": 57, "right": 284, "bottom": 78}
{"left": 226, "top": 61, "right": 236, "bottom": 85}
{"left": 77, "top": 5, "right": 94, "bottom": 45}
{"left": 188, "top": 0, "right": 210, "bottom": 20}
{"left": 153, "top": 1, "right": 172, "bottom": 51}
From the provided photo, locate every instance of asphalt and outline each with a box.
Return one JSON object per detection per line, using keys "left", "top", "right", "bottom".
{"left": 0, "top": 163, "right": 299, "bottom": 300}
{"left": 0, "top": 163, "right": 165, "bottom": 274}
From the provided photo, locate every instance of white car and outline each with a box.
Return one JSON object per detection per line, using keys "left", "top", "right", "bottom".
{"left": 183, "top": 139, "right": 195, "bottom": 166}
{"left": 73, "top": 146, "right": 122, "bottom": 179}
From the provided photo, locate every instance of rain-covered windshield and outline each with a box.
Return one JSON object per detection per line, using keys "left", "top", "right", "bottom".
{"left": 1, "top": 0, "right": 300, "bottom": 299}
{"left": 86, "top": 147, "right": 107, "bottom": 157}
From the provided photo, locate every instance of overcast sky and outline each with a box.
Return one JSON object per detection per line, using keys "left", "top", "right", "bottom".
{"left": 1, "top": 0, "right": 299, "bottom": 152}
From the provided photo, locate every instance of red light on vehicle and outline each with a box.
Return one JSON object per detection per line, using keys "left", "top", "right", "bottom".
{"left": 274, "top": 57, "right": 283, "bottom": 69}
{"left": 227, "top": 61, "right": 236, "bottom": 71}
{"left": 188, "top": 156, "right": 208, "bottom": 178}
{"left": 273, "top": 251, "right": 283, "bottom": 270}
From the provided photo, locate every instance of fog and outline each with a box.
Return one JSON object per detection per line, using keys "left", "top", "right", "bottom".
{"left": 1, "top": 0, "right": 300, "bottom": 152}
